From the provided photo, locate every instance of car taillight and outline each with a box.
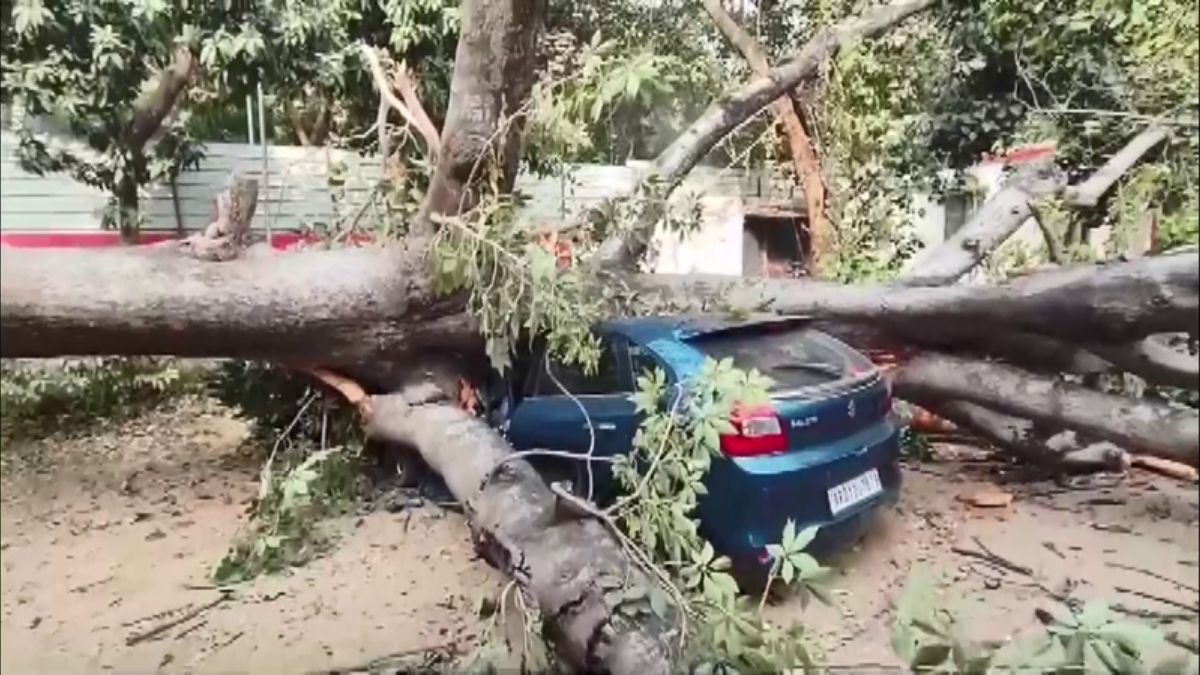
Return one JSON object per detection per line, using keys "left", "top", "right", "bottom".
{"left": 720, "top": 404, "right": 787, "bottom": 457}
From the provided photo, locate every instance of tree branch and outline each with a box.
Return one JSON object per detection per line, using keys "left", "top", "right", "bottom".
{"left": 699, "top": 0, "right": 830, "bottom": 268}
{"left": 1085, "top": 336, "right": 1199, "bottom": 390}
{"left": 1063, "top": 125, "right": 1169, "bottom": 207}
{"left": 414, "top": 0, "right": 547, "bottom": 236}
{"left": 913, "top": 400, "right": 1130, "bottom": 472}
{"left": 904, "top": 126, "right": 1170, "bottom": 286}
{"left": 361, "top": 45, "right": 442, "bottom": 156}
{"left": 894, "top": 354, "right": 1198, "bottom": 464}
{"left": 599, "top": 0, "right": 937, "bottom": 269}
{"left": 125, "top": 47, "right": 197, "bottom": 153}
{"left": 629, "top": 252, "right": 1199, "bottom": 345}
{"left": 359, "top": 387, "right": 677, "bottom": 674}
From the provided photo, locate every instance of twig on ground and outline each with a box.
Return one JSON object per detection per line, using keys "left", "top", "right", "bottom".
{"left": 321, "top": 639, "right": 462, "bottom": 674}
{"left": 121, "top": 600, "right": 195, "bottom": 628}
{"left": 1114, "top": 585, "right": 1200, "bottom": 614}
{"left": 185, "top": 630, "right": 245, "bottom": 668}
{"left": 125, "top": 594, "right": 230, "bottom": 646}
{"left": 174, "top": 619, "right": 207, "bottom": 640}
{"left": 1106, "top": 562, "right": 1200, "bottom": 594}
{"left": 953, "top": 536, "right": 1034, "bottom": 577}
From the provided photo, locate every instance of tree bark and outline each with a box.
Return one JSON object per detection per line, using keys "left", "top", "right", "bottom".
{"left": 361, "top": 45, "right": 442, "bottom": 156}
{"left": 630, "top": 251, "right": 1199, "bottom": 345}
{"left": 894, "top": 354, "right": 1199, "bottom": 465}
{"left": 0, "top": 244, "right": 475, "bottom": 363}
{"left": 699, "top": 0, "right": 830, "bottom": 271}
{"left": 903, "top": 126, "right": 1170, "bottom": 286}
{"left": 4, "top": 246, "right": 1194, "bottom": 365}
{"left": 599, "top": 0, "right": 937, "bottom": 269}
{"left": 125, "top": 47, "right": 197, "bottom": 153}
{"left": 310, "top": 373, "right": 677, "bottom": 675}
{"left": 413, "top": 0, "right": 547, "bottom": 236}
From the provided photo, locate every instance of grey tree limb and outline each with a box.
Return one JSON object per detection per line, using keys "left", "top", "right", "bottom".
{"left": 0, "top": 243, "right": 474, "bottom": 364}
{"left": 629, "top": 252, "right": 1199, "bottom": 345}
{"left": 1063, "top": 126, "right": 1170, "bottom": 207}
{"left": 894, "top": 354, "right": 1199, "bottom": 465}
{"left": 331, "top": 379, "right": 676, "bottom": 675}
{"left": 598, "top": 0, "right": 937, "bottom": 269}
{"left": 902, "top": 126, "right": 1171, "bottom": 287}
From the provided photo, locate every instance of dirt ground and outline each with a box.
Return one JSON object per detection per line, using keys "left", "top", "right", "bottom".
{"left": 2, "top": 398, "right": 1197, "bottom": 672}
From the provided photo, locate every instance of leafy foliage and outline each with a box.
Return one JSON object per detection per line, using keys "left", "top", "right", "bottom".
{"left": 891, "top": 570, "right": 1189, "bottom": 673}
{"left": 207, "top": 360, "right": 363, "bottom": 448}
{"left": 212, "top": 444, "right": 365, "bottom": 584}
{"left": 0, "top": 358, "right": 206, "bottom": 439}
{"left": 431, "top": 197, "right": 606, "bottom": 373}
{"left": 610, "top": 360, "right": 830, "bottom": 670}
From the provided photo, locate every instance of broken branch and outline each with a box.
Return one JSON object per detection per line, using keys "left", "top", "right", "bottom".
{"left": 894, "top": 354, "right": 1199, "bottom": 465}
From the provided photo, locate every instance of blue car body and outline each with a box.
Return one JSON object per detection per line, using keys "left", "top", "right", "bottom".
{"left": 498, "top": 315, "right": 902, "bottom": 583}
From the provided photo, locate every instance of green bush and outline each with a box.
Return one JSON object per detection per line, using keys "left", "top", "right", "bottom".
{"left": 0, "top": 357, "right": 207, "bottom": 438}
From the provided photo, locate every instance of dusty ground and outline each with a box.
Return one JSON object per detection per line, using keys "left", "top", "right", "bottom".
{"left": 2, "top": 399, "right": 1197, "bottom": 672}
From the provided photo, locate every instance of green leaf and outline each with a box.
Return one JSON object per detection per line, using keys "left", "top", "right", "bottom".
{"left": 1079, "top": 600, "right": 1113, "bottom": 629}
{"left": 912, "top": 643, "right": 953, "bottom": 668}
{"left": 781, "top": 519, "right": 797, "bottom": 549}
{"left": 781, "top": 560, "right": 795, "bottom": 583}
{"left": 891, "top": 621, "right": 918, "bottom": 664}
{"left": 791, "top": 524, "right": 820, "bottom": 553}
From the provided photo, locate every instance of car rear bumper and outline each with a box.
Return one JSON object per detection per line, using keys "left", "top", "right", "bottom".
{"left": 697, "top": 419, "right": 901, "bottom": 583}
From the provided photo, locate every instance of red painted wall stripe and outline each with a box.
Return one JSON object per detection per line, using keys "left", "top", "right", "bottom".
{"left": 0, "top": 231, "right": 378, "bottom": 249}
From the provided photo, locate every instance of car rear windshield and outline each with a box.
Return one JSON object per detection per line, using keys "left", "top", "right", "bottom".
{"left": 686, "top": 329, "right": 857, "bottom": 391}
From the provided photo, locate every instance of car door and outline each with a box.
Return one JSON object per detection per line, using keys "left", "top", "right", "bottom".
{"left": 505, "top": 335, "right": 638, "bottom": 500}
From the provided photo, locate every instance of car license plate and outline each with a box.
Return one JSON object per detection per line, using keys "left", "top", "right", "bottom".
{"left": 827, "top": 469, "right": 883, "bottom": 516}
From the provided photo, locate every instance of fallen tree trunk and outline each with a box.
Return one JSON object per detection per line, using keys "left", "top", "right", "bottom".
{"left": 902, "top": 126, "right": 1170, "bottom": 286}
{"left": 5, "top": 246, "right": 1194, "bottom": 365}
{"left": 312, "top": 372, "right": 677, "bottom": 675}
{"left": 0, "top": 243, "right": 475, "bottom": 363}
{"left": 911, "top": 400, "right": 1130, "bottom": 472}
{"left": 632, "top": 252, "right": 1200, "bottom": 345}
{"left": 894, "top": 354, "right": 1200, "bottom": 465}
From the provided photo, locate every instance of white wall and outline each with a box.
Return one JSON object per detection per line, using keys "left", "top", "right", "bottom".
{"left": 650, "top": 195, "right": 745, "bottom": 276}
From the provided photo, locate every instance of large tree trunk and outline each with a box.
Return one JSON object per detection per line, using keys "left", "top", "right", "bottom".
{"left": 0, "top": 244, "right": 474, "bottom": 363}
{"left": 309, "top": 372, "right": 677, "bottom": 675}
{"left": 699, "top": 0, "right": 830, "bottom": 271}
{"left": 5, "top": 248, "right": 1194, "bottom": 362}
{"left": 894, "top": 354, "right": 1199, "bottom": 464}
{"left": 631, "top": 252, "right": 1200, "bottom": 345}
{"left": 413, "top": 0, "right": 548, "bottom": 236}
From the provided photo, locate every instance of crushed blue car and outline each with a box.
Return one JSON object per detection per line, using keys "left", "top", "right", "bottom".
{"left": 490, "top": 315, "right": 902, "bottom": 586}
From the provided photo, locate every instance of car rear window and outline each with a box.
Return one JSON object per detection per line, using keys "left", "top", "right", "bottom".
{"left": 686, "top": 329, "right": 857, "bottom": 390}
